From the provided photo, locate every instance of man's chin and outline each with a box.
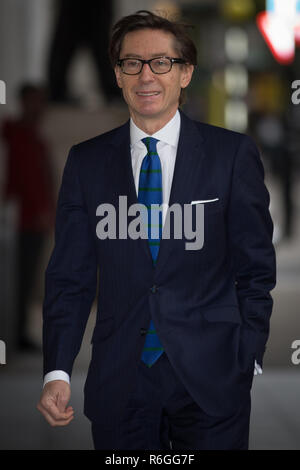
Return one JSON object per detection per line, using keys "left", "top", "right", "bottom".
{"left": 136, "top": 105, "right": 161, "bottom": 116}
{"left": 132, "top": 104, "right": 167, "bottom": 120}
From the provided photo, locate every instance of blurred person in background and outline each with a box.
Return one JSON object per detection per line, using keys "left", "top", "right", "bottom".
{"left": 249, "top": 110, "right": 294, "bottom": 243}
{"left": 38, "top": 11, "right": 276, "bottom": 450}
{"left": 1, "top": 83, "right": 55, "bottom": 351}
{"left": 48, "top": 0, "right": 120, "bottom": 105}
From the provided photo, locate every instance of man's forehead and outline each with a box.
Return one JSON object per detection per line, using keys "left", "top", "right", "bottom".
{"left": 120, "top": 28, "right": 177, "bottom": 55}
{"left": 122, "top": 52, "right": 169, "bottom": 58}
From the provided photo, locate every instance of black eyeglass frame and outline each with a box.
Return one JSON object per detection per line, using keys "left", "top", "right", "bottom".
{"left": 116, "top": 56, "right": 187, "bottom": 75}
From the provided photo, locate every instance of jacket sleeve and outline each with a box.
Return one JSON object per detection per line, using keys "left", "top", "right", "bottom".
{"left": 227, "top": 135, "right": 276, "bottom": 367}
{"left": 42, "top": 145, "right": 97, "bottom": 377}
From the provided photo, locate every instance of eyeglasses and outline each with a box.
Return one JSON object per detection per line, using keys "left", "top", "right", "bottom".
{"left": 116, "top": 56, "right": 187, "bottom": 75}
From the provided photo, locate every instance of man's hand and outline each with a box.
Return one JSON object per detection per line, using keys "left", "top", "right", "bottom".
{"left": 37, "top": 380, "right": 74, "bottom": 426}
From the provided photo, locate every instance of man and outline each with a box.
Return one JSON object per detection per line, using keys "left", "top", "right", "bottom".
{"left": 37, "top": 11, "right": 276, "bottom": 450}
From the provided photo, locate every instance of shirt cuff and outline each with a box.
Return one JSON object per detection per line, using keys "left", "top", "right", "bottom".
{"left": 43, "top": 370, "right": 70, "bottom": 387}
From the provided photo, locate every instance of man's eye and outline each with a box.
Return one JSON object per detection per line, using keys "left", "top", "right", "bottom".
{"left": 127, "top": 60, "right": 139, "bottom": 67}
{"left": 153, "top": 59, "right": 170, "bottom": 68}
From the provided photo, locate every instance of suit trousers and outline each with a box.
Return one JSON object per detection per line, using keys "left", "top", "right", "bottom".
{"left": 91, "top": 352, "right": 251, "bottom": 450}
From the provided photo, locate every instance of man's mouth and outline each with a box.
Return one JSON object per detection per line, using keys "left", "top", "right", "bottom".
{"left": 136, "top": 91, "right": 161, "bottom": 96}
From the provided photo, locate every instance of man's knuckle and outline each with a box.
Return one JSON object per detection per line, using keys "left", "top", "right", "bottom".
{"left": 41, "top": 396, "right": 49, "bottom": 406}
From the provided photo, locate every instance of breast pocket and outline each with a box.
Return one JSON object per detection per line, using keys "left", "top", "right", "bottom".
{"left": 201, "top": 200, "right": 223, "bottom": 216}
{"left": 189, "top": 197, "right": 222, "bottom": 215}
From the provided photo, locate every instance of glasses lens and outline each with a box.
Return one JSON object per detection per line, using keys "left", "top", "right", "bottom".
{"left": 150, "top": 58, "right": 171, "bottom": 73}
{"left": 122, "top": 59, "right": 142, "bottom": 74}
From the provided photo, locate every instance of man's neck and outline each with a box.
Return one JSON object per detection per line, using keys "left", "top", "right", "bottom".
{"left": 130, "top": 108, "right": 179, "bottom": 135}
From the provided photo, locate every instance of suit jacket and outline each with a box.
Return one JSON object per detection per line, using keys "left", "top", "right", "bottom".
{"left": 43, "top": 110, "right": 276, "bottom": 423}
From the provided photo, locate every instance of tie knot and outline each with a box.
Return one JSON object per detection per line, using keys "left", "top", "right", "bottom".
{"left": 142, "top": 137, "right": 159, "bottom": 154}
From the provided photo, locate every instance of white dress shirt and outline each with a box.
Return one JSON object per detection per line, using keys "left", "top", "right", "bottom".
{"left": 130, "top": 109, "right": 180, "bottom": 226}
{"left": 43, "top": 110, "right": 181, "bottom": 387}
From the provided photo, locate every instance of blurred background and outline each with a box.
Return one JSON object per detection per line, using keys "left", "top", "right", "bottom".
{"left": 0, "top": 0, "right": 299, "bottom": 450}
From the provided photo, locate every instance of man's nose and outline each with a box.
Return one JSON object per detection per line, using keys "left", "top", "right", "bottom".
{"left": 139, "top": 63, "right": 155, "bottom": 81}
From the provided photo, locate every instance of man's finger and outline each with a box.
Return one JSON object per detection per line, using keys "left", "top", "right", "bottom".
{"left": 39, "top": 397, "right": 74, "bottom": 421}
{"left": 37, "top": 402, "right": 74, "bottom": 427}
{"left": 47, "top": 400, "right": 74, "bottom": 420}
{"left": 39, "top": 406, "right": 74, "bottom": 427}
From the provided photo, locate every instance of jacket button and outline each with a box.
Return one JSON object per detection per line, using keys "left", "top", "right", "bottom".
{"left": 150, "top": 285, "right": 158, "bottom": 293}
{"left": 140, "top": 328, "right": 147, "bottom": 336}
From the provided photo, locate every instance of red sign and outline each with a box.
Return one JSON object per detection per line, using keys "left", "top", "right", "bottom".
{"left": 257, "top": 0, "right": 300, "bottom": 64}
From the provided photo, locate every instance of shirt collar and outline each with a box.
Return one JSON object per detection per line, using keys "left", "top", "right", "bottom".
{"left": 130, "top": 109, "right": 181, "bottom": 148}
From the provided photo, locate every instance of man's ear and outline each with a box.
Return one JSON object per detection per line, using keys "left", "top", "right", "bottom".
{"left": 180, "top": 65, "right": 194, "bottom": 89}
{"left": 114, "top": 66, "right": 123, "bottom": 89}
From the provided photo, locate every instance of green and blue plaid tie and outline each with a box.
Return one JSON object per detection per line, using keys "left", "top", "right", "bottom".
{"left": 138, "top": 137, "right": 164, "bottom": 367}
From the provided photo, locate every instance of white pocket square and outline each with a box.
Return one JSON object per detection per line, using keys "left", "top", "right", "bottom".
{"left": 190, "top": 198, "right": 219, "bottom": 205}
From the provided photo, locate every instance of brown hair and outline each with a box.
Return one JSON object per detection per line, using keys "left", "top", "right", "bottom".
{"left": 109, "top": 10, "right": 197, "bottom": 105}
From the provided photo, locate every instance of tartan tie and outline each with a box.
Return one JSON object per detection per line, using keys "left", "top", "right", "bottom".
{"left": 138, "top": 137, "right": 164, "bottom": 367}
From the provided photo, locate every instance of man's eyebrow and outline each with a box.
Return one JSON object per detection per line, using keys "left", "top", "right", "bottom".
{"left": 122, "top": 53, "right": 169, "bottom": 58}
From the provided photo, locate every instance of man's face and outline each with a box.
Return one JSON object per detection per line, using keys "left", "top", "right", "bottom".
{"left": 114, "top": 28, "right": 194, "bottom": 127}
